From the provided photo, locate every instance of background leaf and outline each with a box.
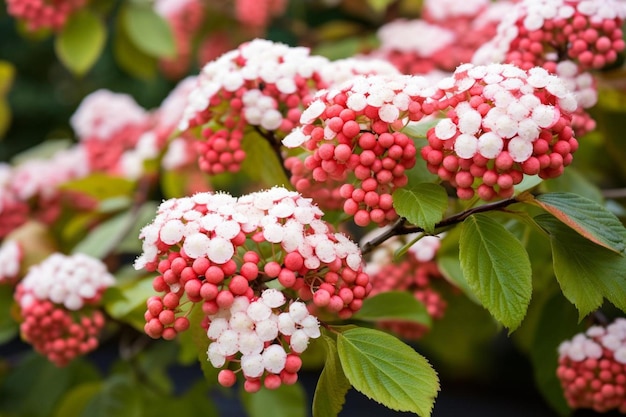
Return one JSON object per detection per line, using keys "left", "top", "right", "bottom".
{"left": 532, "top": 192, "right": 625, "bottom": 253}
{"left": 312, "top": 334, "right": 351, "bottom": 417}
{"left": 241, "top": 132, "right": 291, "bottom": 188}
{"left": 535, "top": 214, "right": 626, "bottom": 318}
{"left": 240, "top": 382, "right": 307, "bottom": 417}
{"left": 55, "top": 10, "right": 106, "bottom": 76}
{"left": 393, "top": 183, "right": 448, "bottom": 233}
{"left": 81, "top": 374, "right": 142, "bottom": 417}
{"left": 351, "top": 291, "right": 431, "bottom": 326}
{"left": 337, "top": 327, "right": 439, "bottom": 416}
{"left": 122, "top": 4, "right": 175, "bottom": 58}
{"left": 459, "top": 213, "right": 532, "bottom": 330}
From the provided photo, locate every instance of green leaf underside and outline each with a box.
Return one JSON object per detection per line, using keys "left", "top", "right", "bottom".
{"left": 55, "top": 10, "right": 106, "bottom": 76}
{"left": 459, "top": 213, "right": 532, "bottom": 330}
{"left": 351, "top": 291, "right": 431, "bottom": 326}
{"left": 241, "top": 381, "right": 307, "bottom": 417}
{"left": 533, "top": 192, "right": 625, "bottom": 253}
{"left": 392, "top": 183, "right": 448, "bottom": 233}
{"left": 337, "top": 328, "right": 439, "bottom": 416}
{"left": 313, "top": 335, "right": 351, "bottom": 417}
{"left": 123, "top": 4, "right": 175, "bottom": 58}
{"left": 535, "top": 214, "right": 626, "bottom": 318}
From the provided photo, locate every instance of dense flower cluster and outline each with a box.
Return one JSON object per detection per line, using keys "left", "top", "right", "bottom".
{"left": 0, "top": 239, "right": 22, "bottom": 285}
{"left": 207, "top": 289, "right": 319, "bottom": 391}
{"left": 473, "top": 0, "right": 626, "bottom": 71}
{"left": 14, "top": 253, "right": 115, "bottom": 366}
{"left": 0, "top": 164, "right": 29, "bottom": 238}
{"left": 557, "top": 318, "right": 626, "bottom": 413}
{"left": 365, "top": 232, "right": 447, "bottom": 339}
{"left": 421, "top": 63, "right": 577, "bottom": 200}
{"left": 283, "top": 74, "right": 441, "bottom": 226}
{"left": 178, "top": 39, "right": 330, "bottom": 175}
{"left": 5, "top": 0, "right": 86, "bottom": 32}
{"left": 372, "top": 0, "right": 511, "bottom": 75}
{"left": 135, "top": 186, "right": 369, "bottom": 336}
{"left": 70, "top": 89, "right": 152, "bottom": 176}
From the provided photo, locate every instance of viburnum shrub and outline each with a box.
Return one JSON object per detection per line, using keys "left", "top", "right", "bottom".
{"left": 14, "top": 253, "right": 114, "bottom": 367}
{"left": 3, "top": 1, "right": 626, "bottom": 416}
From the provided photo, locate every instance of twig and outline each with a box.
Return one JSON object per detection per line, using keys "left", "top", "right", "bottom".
{"left": 253, "top": 126, "right": 292, "bottom": 181}
{"left": 361, "top": 196, "right": 521, "bottom": 255}
{"left": 601, "top": 188, "right": 626, "bottom": 199}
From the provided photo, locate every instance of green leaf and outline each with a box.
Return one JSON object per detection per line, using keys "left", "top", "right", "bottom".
{"left": 53, "top": 382, "right": 102, "bottom": 417}
{"left": 71, "top": 211, "right": 133, "bottom": 259}
{"left": 530, "top": 291, "right": 584, "bottom": 416}
{"left": 393, "top": 184, "right": 448, "bottom": 233}
{"left": 312, "top": 334, "right": 351, "bottom": 417}
{"left": 241, "top": 132, "right": 291, "bottom": 188}
{"left": 241, "top": 382, "right": 307, "bottom": 417}
{"left": 117, "top": 201, "right": 160, "bottom": 253}
{"left": 351, "top": 291, "right": 431, "bottom": 326}
{"left": 366, "top": 0, "right": 396, "bottom": 12}
{"left": 122, "top": 4, "right": 175, "bottom": 58}
{"left": 81, "top": 374, "right": 142, "bottom": 417}
{"left": 0, "top": 98, "right": 10, "bottom": 139}
{"left": 60, "top": 173, "right": 135, "bottom": 201}
{"left": 105, "top": 276, "right": 154, "bottom": 330}
{"left": 402, "top": 119, "right": 440, "bottom": 139}
{"left": 11, "top": 139, "right": 72, "bottom": 165}
{"left": 55, "top": 10, "right": 106, "bottom": 76}
{"left": 337, "top": 327, "right": 439, "bottom": 416}
{"left": 535, "top": 214, "right": 626, "bottom": 318}
{"left": 113, "top": 12, "right": 158, "bottom": 79}
{"left": 459, "top": 213, "right": 532, "bottom": 330}
{"left": 0, "top": 285, "right": 18, "bottom": 343}
{"left": 532, "top": 192, "right": 625, "bottom": 253}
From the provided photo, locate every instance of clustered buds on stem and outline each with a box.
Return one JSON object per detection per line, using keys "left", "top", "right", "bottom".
{"left": 5, "top": 0, "right": 86, "bottom": 32}
{"left": 14, "top": 253, "right": 114, "bottom": 367}
{"left": 283, "top": 74, "right": 434, "bottom": 226}
{"left": 208, "top": 288, "right": 318, "bottom": 391}
{"left": 557, "top": 318, "right": 626, "bottom": 413}
{"left": 135, "top": 187, "right": 370, "bottom": 388}
{"left": 421, "top": 63, "right": 578, "bottom": 200}
{"left": 178, "top": 39, "right": 329, "bottom": 175}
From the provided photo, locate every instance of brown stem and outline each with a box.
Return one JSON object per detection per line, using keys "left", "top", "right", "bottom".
{"left": 253, "top": 126, "right": 292, "bottom": 181}
{"left": 602, "top": 188, "right": 626, "bottom": 199}
{"left": 360, "top": 196, "right": 521, "bottom": 255}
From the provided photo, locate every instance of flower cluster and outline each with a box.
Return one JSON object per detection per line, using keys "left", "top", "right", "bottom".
{"left": 372, "top": 0, "right": 511, "bottom": 75}
{"left": 70, "top": 89, "right": 152, "bottom": 176}
{"left": 365, "top": 232, "right": 447, "bottom": 339}
{"left": 0, "top": 164, "right": 29, "bottom": 239}
{"left": 178, "top": 39, "right": 330, "bottom": 175}
{"left": 234, "top": 0, "right": 288, "bottom": 34}
{"left": 207, "top": 289, "right": 319, "bottom": 391}
{"left": 557, "top": 318, "right": 626, "bottom": 413}
{"left": 136, "top": 186, "right": 369, "bottom": 334}
{"left": 421, "top": 63, "right": 577, "bottom": 200}
{"left": 5, "top": 0, "right": 86, "bottom": 32}
{"left": 14, "top": 253, "right": 115, "bottom": 366}
{"left": 0, "top": 239, "right": 22, "bottom": 285}
{"left": 473, "top": 0, "right": 626, "bottom": 71}
{"left": 283, "top": 74, "right": 443, "bottom": 226}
